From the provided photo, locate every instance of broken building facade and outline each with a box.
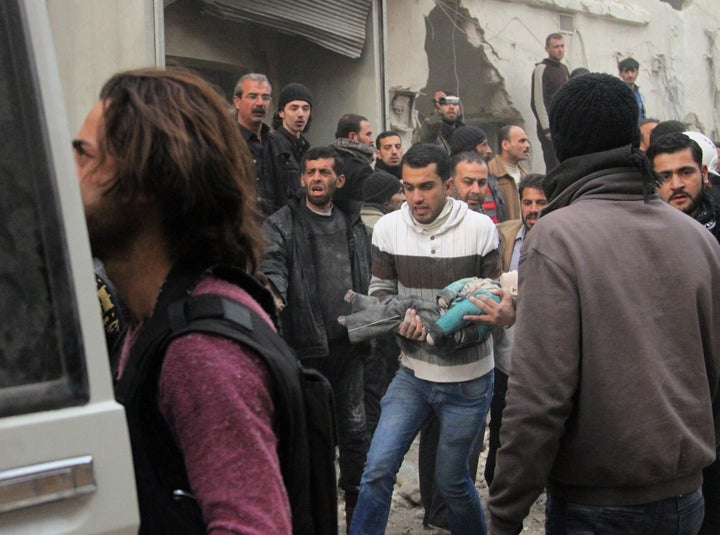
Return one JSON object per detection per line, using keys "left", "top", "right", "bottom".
{"left": 49, "top": 0, "right": 720, "bottom": 173}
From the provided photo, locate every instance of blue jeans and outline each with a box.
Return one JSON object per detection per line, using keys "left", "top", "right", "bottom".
{"left": 350, "top": 366, "right": 493, "bottom": 535}
{"left": 545, "top": 490, "right": 705, "bottom": 535}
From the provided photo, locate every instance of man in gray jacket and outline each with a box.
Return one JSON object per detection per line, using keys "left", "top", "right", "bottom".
{"left": 488, "top": 73, "right": 720, "bottom": 535}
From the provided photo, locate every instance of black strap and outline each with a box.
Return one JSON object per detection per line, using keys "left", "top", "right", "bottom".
{"left": 113, "top": 259, "right": 329, "bottom": 534}
{"left": 116, "top": 261, "right": 278, "bottom": 403}
{"left": 115, "top": 260, "right": 208, "bottom": 403}
{"left": 164, "top": 293, "right": 317, "bottom": 534}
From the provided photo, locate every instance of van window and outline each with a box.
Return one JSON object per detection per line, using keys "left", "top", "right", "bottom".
{"left": 0, "top": 1, "right": 89, "bottom": 417}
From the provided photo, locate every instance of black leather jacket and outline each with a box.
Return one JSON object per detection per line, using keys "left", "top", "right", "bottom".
{"left": 260, "top": 194, "right": 372, "bottom": 358}
{"left": 263, "top": 128, "right": 310, "bottom": 216}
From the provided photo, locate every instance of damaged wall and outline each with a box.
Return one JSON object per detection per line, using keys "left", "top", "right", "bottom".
{"left": 386, "top": 0, "right": 720, "bottom": 172}
{"left": 422, "top": 4, "right": 523, "bottom": 122}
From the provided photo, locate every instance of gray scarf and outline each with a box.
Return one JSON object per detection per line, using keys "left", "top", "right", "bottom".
{"left": 332, "top": 137, "right": 375, "bottom": 162}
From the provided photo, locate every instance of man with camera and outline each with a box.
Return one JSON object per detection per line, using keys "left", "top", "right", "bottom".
{"left": 414, "top": 90, "right": 465, "bottom": 153}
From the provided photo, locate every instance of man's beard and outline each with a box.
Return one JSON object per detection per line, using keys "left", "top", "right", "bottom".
{"left": 85, "top": 191, "right": 144, "bottom": 262}
{"left": 681, "top": 190, "right": 705, "bottom": 217}
{"left": 522, "top": 213, "right": 539, "bottom": 230}
{"left": 304, "top": 181, "right": 337, "bottom": 208}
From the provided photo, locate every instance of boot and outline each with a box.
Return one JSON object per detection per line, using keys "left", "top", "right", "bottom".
{"left": 344, "top": 490, "right": 359, "bottom": 534}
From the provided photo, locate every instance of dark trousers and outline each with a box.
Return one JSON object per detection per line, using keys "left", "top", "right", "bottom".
{"left": 700, "top": 455, "right": 720, "bottom": 534}
{"left": 484, "top": 368, "right": 509, "bottom": 486}
{"left": 363, "top": 334, "right": 400, "bottom": 438}
{"left": 537, "top": 126, "right": 560, "bottom": 173}
{"left": 306, "top": 342, "right": 369, "bottom": 492}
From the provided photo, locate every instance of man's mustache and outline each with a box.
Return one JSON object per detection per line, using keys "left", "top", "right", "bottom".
{"left": 252, "top": 106, "right": 266, "bottom": 115}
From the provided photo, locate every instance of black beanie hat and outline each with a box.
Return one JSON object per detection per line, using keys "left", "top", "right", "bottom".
{"left": 363, "top": 170, "right": 402, "bottom": 204}
{"left": 278, "top": 83, "right": 312, "bottom": 110}
{"left": 450, "top": 126, "right": 488, "bottom": 156}
{"left": 550, "top": 73, "right": 640, "bottom": 162}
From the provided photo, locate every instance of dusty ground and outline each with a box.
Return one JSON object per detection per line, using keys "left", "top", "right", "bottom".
{"left": 339, "top": 432, "right": 546, "bottom": 534}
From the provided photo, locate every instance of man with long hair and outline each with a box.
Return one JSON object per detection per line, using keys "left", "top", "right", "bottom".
{"left": 73, "top": 68, "right": 291, "bottom": 533}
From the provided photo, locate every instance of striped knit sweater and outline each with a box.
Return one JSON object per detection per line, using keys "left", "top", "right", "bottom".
{"left": 369, "top": 198, "right": 501, "bottom": 382}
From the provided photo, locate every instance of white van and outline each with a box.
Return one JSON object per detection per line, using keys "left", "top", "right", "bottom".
{"left": 0, "top": 1, "right": 139, "bottom": 532}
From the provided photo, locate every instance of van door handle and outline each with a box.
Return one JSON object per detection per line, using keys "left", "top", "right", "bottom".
{"left": 0, "top": 456, "right": 96, "bottom": 513}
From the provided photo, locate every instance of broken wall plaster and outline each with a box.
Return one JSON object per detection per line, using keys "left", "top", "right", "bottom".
{"left": 388, "top": 0, "right": 719, "bottom": 171}
{"left": 415, "top": 1, "right": 524, "bottom": 133}
{"left": 659, "top": 0, "right": 692, "bottom": 10}
{"left": 707, "top": 28, "right": 720, "bottom": 139}
{"left": 497, "top": 0, "right": 650, "bottom": 25}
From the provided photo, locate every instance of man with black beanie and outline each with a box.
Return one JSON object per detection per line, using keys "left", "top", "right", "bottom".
{"left": 264, "top": 82, "right": 313, "bottom": 215}
{"left": 360, "top": 170, "right": 404, "bottom": 231}
{"left": 359, "top": 169, "right": 404, "bottom": 449}
{"left": 488, "top": 73, "right": 720, "bottom": 535}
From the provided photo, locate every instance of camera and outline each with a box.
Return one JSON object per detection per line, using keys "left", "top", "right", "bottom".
{"left": 437, "top": 96, "right": 460, "bottom": 105}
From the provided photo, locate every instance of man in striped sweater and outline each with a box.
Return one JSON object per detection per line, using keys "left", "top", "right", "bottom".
{"left": 350, "top": 143, "right": 503, "bottom": 535}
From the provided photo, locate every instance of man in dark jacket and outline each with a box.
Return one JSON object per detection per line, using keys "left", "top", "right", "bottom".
{"left": 332, "top": 114, "right": 376, "bottom": 202}
{"left": 260, "top": 146, "right": 372, "bottom": 528}
{"left": 233, "top": 73, "right": 273, "bottom": 215}
{"left": 450, "top": 125, "right": 507, "bottom": 222}
{"left": 647, "top": 132, "right": 720, "bottom": 243}
{"left": 374, "top": 130, "right": 403, "bottom": 179}
{"left": 531, "top": 33, "right": 569, "bottom": 172}
{"left": 264, "top": 83, "right": 312, "bottom": 215}
{"left": 488, "top": 73, "right": 720, "bottom": 535}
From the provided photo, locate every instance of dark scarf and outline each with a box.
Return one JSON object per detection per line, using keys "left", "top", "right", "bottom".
{"left": 440, "top": 118, "right": 462, "bottom": 143}
{"left": 542, "top": 145, "right": 655, "bottom": 216}
{"left": 695, "top": 191, "right": 720, "bottom": 237}
{"left": 375, "top": 159, "right": 402, "bottom": 180}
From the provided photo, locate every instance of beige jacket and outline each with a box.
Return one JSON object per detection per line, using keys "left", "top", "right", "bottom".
{"left": 496, "top": 219, "right": 523, "bottom": 272}
{"left": 488, "top": 155, "right": 527, "bottom": 220}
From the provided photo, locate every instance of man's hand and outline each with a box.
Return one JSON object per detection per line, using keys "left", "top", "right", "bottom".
{"left": 545, "top": 132, "right": 552, "bottom": 141}
{"left": 396, "top": 308, "right": 427, "bottom": 341}
{"left": 463, "top": 288, "right": 516, "bottom": 327}
{"left": 256, "top": 271, "right": 286, "bottom": 313}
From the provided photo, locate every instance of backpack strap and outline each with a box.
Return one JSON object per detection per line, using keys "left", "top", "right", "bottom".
{"left": 114, "top": 259, "right": 213, "bottom": 534}
{"left": 116, "top": 260, "right": 210, "bottom": 402}
{"left": 114, "top": 259, "right": 334, "bottom": 534}
{"left": 166, "top": 293, "right": 321, "bottom": 535}
{"left": 165, "top": 293, "right": 305, "bottom": 463}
